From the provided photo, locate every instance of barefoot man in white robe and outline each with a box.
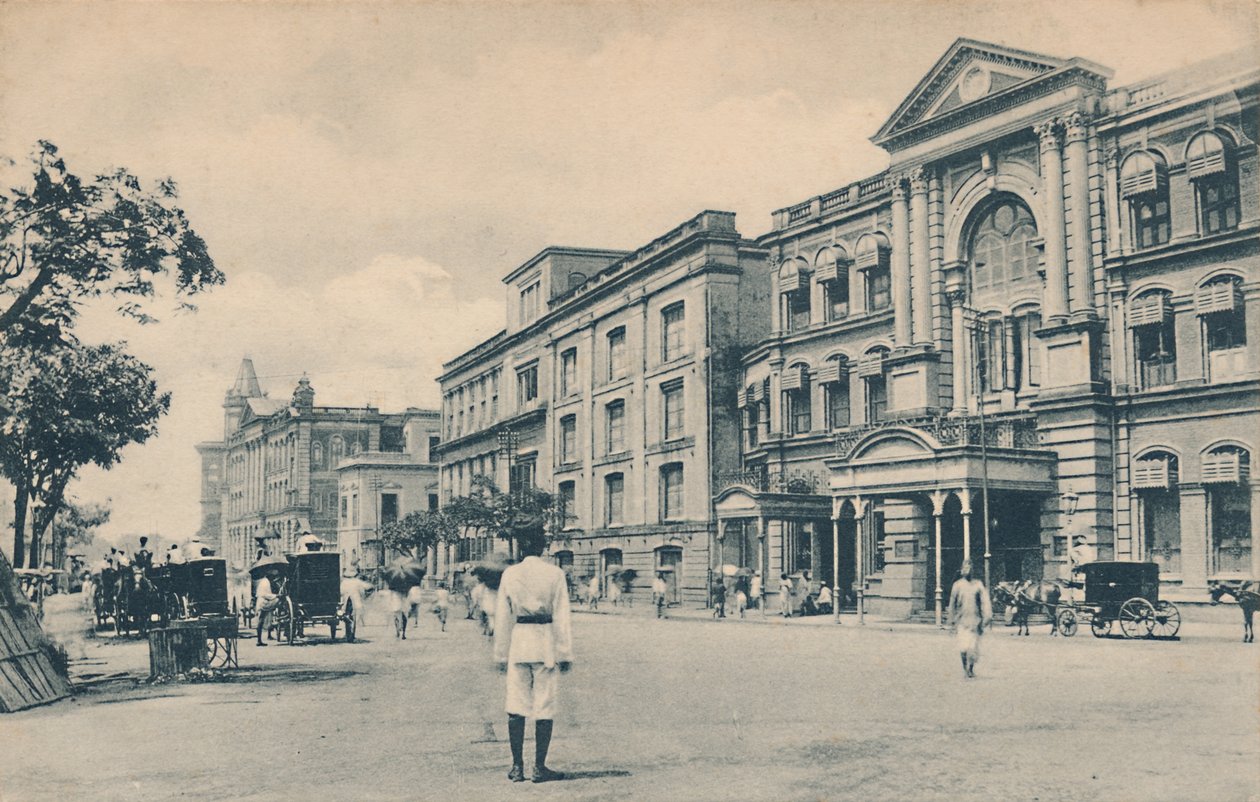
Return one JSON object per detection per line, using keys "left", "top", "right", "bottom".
{"left": 947, "top": 560, "right": 993, "bottom": 679}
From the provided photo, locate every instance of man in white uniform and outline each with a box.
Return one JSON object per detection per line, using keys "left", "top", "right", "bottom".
{"left": 493, "top": 527, "right": 573, "bottom": 783}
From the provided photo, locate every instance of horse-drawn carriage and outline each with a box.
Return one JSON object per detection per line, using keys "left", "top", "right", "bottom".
{"left": 1054, "top": 561, "right": 1180, "bottom": 639}
{"left": 150, "top": 557, "right": 232, "bottom": 620}
{"left": 268, "top": 551, "right": 356, "bottom": 644}
{"left": 92, "top": 557, "right": 236, "bottom": 639}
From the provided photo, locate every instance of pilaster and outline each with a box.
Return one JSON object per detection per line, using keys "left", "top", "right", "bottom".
{"left": 891, "top": 176, "right": 913, "bottom": 346}
{"left": 1063, "top": 110, "right": 1098, "bottom": 322}
{"left": 1037, "top": 119, "right": 1069, "bottom": 323}
{"left": 908, "top": 167, "right": 932, "bottom": 345}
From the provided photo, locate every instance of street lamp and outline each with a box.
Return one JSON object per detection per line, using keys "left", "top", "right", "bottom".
{"left": 963, "top": 306, "right": 994, "bottom": 590}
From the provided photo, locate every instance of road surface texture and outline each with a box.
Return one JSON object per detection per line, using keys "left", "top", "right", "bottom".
{"left": 2, "top": 594, "right": 1256, "bottom": 802}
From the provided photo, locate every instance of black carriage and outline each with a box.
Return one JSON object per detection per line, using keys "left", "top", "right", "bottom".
{"left": 150, "top": 558, "right": 232, "bottom": 621}
{"left": 1055, "top": 561, "right": 1180, "bottom": 639}
{"left": 270, "top": 551, "right": 356, "bottom": 644}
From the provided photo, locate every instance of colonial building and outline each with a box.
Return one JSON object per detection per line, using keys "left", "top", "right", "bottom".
{"left": 717, "top": 40, "right": 1257, "bottom": 619}
{"left": 335, "top": 409, "right": 441, "bottom": 570}
{"left": 437, "top": 212, "right": 769, "bottom": 603}
{"left": 200, "top": 359, "right": 440, "bottom": 573}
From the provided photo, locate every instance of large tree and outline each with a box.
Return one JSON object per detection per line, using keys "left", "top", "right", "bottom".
{"left": 50, "top": 498, "right": 111, "bottom": 570}
{"left": 378, "top": 509, "right": 459, "bottom": 561}
{"left": 0, "top": 141, "right": 223, "bottom": 336}
{"left": 445, "top": 475, "right": 561, "bottom": 560}
{"left": 0, "top": 333, "right": 169, "bottom": 566}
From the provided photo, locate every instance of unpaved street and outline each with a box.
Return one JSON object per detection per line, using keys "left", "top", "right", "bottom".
{"left": 2, "top": 598, "right": 1257, "bottom": 802}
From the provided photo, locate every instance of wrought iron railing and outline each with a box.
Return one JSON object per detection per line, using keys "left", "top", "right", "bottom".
{"left": 833, "top": 412, "right": 1042, "bottom": 458}
{"left": 718, "top": 466, "right": 822, "bottom": 494}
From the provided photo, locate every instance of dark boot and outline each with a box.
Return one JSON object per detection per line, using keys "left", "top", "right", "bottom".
{"left": 533, "top": 719, "right": 564, "bottom": 782}
{"left": 507, "top": 714, "right": 526, "bottom": 781}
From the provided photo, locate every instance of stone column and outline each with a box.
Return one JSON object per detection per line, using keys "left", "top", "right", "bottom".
{"left": 1064, "top": 111, "right": 1095, "bottom": 317}
{"left": 853, "top": 497, "right": 867, "bottom": 625}
{"left": 931, "top": 490, "right": 948, "bottom": 628}
{"left": 832, "top": 516, "right": 841, "bottom": 623}
{"left": 948, "top": 289, "right": 970, "bottom": 413}
{"left": 909, "top": 168, "right": 932, "bottom": 345}
{"left": 891, "top": 176, "right": 913, "bottom": 346}
{"left": 1037, "top": 119, "right": 1069, "bottom": 323}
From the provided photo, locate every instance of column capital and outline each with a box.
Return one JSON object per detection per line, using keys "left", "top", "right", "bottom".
{"left": 890, "top": 175, "right": 909, "bottom": 202}
{"left": 907, "top": 166, "right": 930, "bottom": 195}
{"left": 1063, "top": 110, "right": 1091, "bottom": 145}
{"left": 946, "top": 288, "right": 967, "bottom": 307}
{"left": 1035, "top": 118, "right": 1063, "bottom": 152}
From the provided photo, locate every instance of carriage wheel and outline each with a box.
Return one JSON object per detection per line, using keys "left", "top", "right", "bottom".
{"left": 1090, "top": 614, "right": 1111, "bottom": 638}
{"left": 1119, "top": 598, "right": 1155, "bottom": 639}
{"left": 1056, "top": 608, "right": 1078, "bottom": 637}
{"left": 329, "top": 618, "right": 339, "bottom": 640}
{"left": 344, "top": 598, "right": 356, "bottom": 643}
{"left": 1151, "top": 601, "right": 1181, "bottom": 639}
{"left": 284, "top": 598, "right": 297, "bottom": 644}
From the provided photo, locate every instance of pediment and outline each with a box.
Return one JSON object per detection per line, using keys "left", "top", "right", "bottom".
{"left": 873, "top": 39, "right": 1069, "bottom": 146}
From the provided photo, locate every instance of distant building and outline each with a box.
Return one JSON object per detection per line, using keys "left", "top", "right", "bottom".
{"left": 720, "top": 39, "right": 1257, "bottom": 618}
{"left": 200, "top": 359, "right": 440, "bottom": 572}
{"left": 437, "top": 212, "right": 770, "bottom": 603}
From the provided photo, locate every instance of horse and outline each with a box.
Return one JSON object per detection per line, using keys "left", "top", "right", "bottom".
{"left": 999, "top": 580, "right": 1062, "bottom": 636}
{"left": 114, "top": 567, "right": 160, "bottom": 637}
{"left": 1210, "top": 581, "right": 1258, "bottom": 643}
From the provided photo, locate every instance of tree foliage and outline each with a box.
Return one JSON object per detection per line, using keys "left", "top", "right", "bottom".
{"left": 378, "top": 509, "right": 459, "bottom": 559}
{"left": 0, "top": 333, "right": 169, "bottom": 566}
{"left": 444, "top": 475, "right": 562, "bottom": 558}
{"left": 51, "top": 498, "right": 111, "bottom": 567}
{"left": 0, "top": 141, "right": 223, "bottom": 336}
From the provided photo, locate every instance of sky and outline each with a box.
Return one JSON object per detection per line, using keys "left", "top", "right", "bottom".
{"left": 0, "top": 0, "right": 1255, "bottom": 546}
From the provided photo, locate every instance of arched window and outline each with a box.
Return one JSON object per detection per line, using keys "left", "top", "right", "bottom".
{"left": 815, "top": 246, "right": 849, "bottom": 321}
{"left": 855, "top": 234, "right": 891, "bottom": 312}
{"left": 1186, "top": 131, "right": 1239, "bottom": 235}
{"left": 311, "top": 441, "right": 324, "bottom": 467}
{"left": 1120, "top": 151, "right": 1171, "bottom": 249}
{"left": 1197, "top": 275, "right": 1248, "bottom": 382}
{"left": 820, "top": 355, "right": 850, "bottom": 430}
{"left": 1202, "top": 445, "right": 1251, "bottom": 575}
{"left": 1133, "top": 450, "right": 1181, "bottom": 574}
{"left": 859, "top": 347, "right": 889, "bottom": 423}
{"left": 1129, "top": 290, "right": 1176, "bottom": 389}
{"left": 968, "top": 198, "right": 1039, "bottom": 297}
{"left": 778, "top": 258, "right": 811, "bottom": 332}
{"left": 781, "top": 363, "right": 812, "bottom": 435}
{"left": 330, "top": 435, "right": 344, "bottom": 466}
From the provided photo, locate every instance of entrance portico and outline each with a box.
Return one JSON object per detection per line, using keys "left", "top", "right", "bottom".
{"left": 827, "top": 414, "right": 1057, "bottom": 621}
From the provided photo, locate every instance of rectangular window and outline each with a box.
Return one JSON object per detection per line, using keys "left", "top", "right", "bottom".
{"left": 605, "top": 473, "right": 625, "bottom": 526}
{"left": 866, "top": 376, "right": 887, "bottom": 423}
{"left": 558, "top": 481, "right": 576, "bottom": 529}
{"left": 1134, "top": 198, "right": 1170, "bottom": 249}
{"left": 866, "top": 266, "right": 891, "bottom": 312}
{"left": 826, "top": 382, "right": 850, "bottom": 430}
{"left": 561, "top": 348, "right": 578, "bottom": 397}
{"left": 661, "top": 463, "right": 684, "bottom": 521}
{"left": 826, "top": 279, "right": 849, "bottom": 321}
{"left": 1204, "top": 307, "right": 1248, "bottom": 382}
{"left": 428, "top": 436, "right": 441, "bottom": 462}
{"left": 782, "top": 289, "right": 810, "bottom": 332}
{"left": 510, "top": 457, "right": 536, "bottom": 493}
{"left": 744, "top": 403, "right": 760, "bottom": 448}
{"left": 351, "top": 493, "right": 360, "bottom": 526}
{"left": 662, "top": 303, "right": 686, "bottom": 362}
{"left": 381, "top": 493, "right": 399, "bottom": 526}
{"left": 607, "top": 327, "right": 627, "bottom": 381}
{"left": 784, "top": 388, "right": 811, "bottom": 435}
{"left": 1134, "top": 318, "right": 1177, "bottom": 390}
{"left": 519, "top": 282, "right": 540, "bottom": 323}
{"left": 340, "top": 496, "right": 348, "bottom": 523}
{"left": 662, "top": 381, "right": 685, "bottom": 441}
{"left": 559, "top": 415, "right": 577, "bottom": 464}
{"left": 428, "top": 493, "right": 439, "bottom": 511}
{"left": 605, "top": 400, "right": 626, "bottom": 453}
{"left": 978, "top": 318, "right": 1006, "bottom": 393}
{"left": 1199, "top": 172, "right": 1240, "bottom": 235}
{"left": 1210, "top": 484, "right": 1251, "bottom": 575}
{"left": 517, "top": 365, "right": 538, "bottom": 405}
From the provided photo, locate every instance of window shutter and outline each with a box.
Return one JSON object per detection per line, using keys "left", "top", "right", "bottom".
{"left": 1132, "top": 457, "right": 1177, "bottom": 490}
{"left": 1195, "top": 281, "right": 1240, "bottom": 315}
{"left": 1120, "top": 153, "right": 1168, "bottom": 199}
{"left": 1202, "top": 450, "right": 1249, "bottom": 484}
{"left": 1186, "top": 133, "right": 1228, "bottom": 179}
{"left": 857, "top": 353, "right": 885, "bottom": 377}
{"left": 1128, "top": 294, "right": 1171, "bottom": 327}
{"left": 855, "top": 243, "right": 890, "bottom": 271}
{"left": 780, "top": 366, "right": 806, "bottom": 391}
{"left": 818, "top": 360, "right": 847, "bottom": 384}
{"left": 778, "top": 261, "right": 811, "bottom": 293}
{"left": 815, "top": 258, "right": 847, "bottom": 285}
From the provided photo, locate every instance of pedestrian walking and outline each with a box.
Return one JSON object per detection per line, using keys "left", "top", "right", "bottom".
{"left": 607, "top": 576, "right": 622, "bottom": 607}
{"left": 712, "top": 581, "right": 726, "bottom": 619}
{"left": 734, "top": 588, "right": 748, "bottom": 619}
{"left": 493, "top": 526, "right": 573, "bottom": 784}
{"left": 587, "top": 575, "right": 600, "bottom": 611}
{"left": 778, "top": 573, "right": 792, "bottom": 617}
{"left": 254, "top": 569, "right": 282, "bottom": 646}
{"left": 947, "top": 560, "right": 993, "bottom": 679}
{"left": 652, "top": 573, "right": 668, "bottom": 618}
{"left": 751, "top": 571, "right": 762, "bottom": 614}
{"left": 433, "top": 581, "right": 450, "bottom": 631}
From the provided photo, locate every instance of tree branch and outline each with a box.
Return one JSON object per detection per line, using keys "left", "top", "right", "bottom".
{"left": 0, "top": 265, "right": 54, "bottom": 331}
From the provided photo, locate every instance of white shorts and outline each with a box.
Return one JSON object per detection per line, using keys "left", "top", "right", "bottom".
{"left": 505, "top": 663, "right": 558, "bottom": 719}
{"left": 388, "top": 591, "right": 409, "bottom": 614}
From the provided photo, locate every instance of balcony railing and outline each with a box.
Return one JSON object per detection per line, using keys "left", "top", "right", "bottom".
{"left": 833, "top": 412, "right": 1042, "bottom": 458}
{"left": 718, "top": 466, "right": 822, "bottom": 495}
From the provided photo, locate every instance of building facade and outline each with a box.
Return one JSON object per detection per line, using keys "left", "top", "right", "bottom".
{"left": 200, "top": 359, "right": 440, "bottom": 573}
{"left": 718, "top": 40, "right": 1257, "bottom": 619}
{"left": 437, "top": 212, "right": 769, "bottom": 603}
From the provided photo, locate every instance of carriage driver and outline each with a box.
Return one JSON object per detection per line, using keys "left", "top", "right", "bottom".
{"left": 1064, "top": 533, "right": 1097, "bottom": 603}
{"left": 254, "top": 567, "right": 283, "bottom": 646}
{"left": 493, "top": 524, "right": 573, "bottom": 784}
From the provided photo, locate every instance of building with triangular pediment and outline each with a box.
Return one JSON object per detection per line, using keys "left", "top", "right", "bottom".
{"left": 719, "top": 39, "right": 1258, "bottom": 620}
{"left": 197, "top": 359, "right": 440, "bottom": 575}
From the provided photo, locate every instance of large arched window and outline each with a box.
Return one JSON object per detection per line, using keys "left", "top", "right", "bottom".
{"left": 781, "top": 362, "right": 812, "bottom": 435}
{"left": 1197, "top": 275, "right": 1248, "bottom": 382}
{"left": 969, "top": 198, "right": 1039, "bottom": 296}
{"left": 1129, "top": 289, "right": 1176, "bottom": 389}
{"left": 1133, "top": 450, "right": 1181, "bottom": 574}
{"left": 859, "top": 347, "right": 889, "bottom": 423}
{"left": 1203, "top": 445, "right": 1251, "bottom": 576}
{"left": 815, "top": 246, "right": 850, "bottom": 321}
{"left": 1120, "top": 151, "right": 1171, "bottom": 249}
{"left": 1186, "top": 131, "right": 1240, "bottom": 235}
{"left": 778, "top": 258, "right": 812, "bottom": 332}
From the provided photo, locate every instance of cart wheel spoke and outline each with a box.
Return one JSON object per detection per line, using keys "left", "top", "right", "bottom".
{"left": 1090, "top": 614, "right": 1110, "bottom": 638}
{"left": 1119, "top": 598, "right": 1155, "bottom": 639}
{"left": 1150, "top": 600, "right": 1181, "bottom": 639}
{"left": 1056, "top": 608, "right": 1078, "bottom": 637}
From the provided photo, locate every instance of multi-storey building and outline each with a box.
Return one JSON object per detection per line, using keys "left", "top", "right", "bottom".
{"left": 718, "top": 39, "right": 1257, "bottom": 619}
{"left": 437, "top": 212, "right": 769, "bottom": 603}
{"left": 201, "top": 359, "right": 440, "bottom": 572}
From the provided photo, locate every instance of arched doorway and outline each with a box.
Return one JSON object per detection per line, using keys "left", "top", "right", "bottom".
{"left": 836, "top": 501, "right": 857, "bottom": 608}
{"left": 926, "top": 493, "right": 966, "bottom": 609}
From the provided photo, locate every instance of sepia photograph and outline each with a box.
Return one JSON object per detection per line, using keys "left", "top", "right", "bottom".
{"left": 0, "top": 1, "right": 1257, "bottom": 799}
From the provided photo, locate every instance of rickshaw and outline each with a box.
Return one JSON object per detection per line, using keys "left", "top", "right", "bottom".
{"left": 270, "top": 551, "right": 357, "bottom": 644}
{"left": 1054, "top": 561, "right": 1181, "bottom": 639}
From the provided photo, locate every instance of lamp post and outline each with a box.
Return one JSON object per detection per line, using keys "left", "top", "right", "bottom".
{"left": 497, "top": 428, "right": 519, "bottom": 559}
{"left": 963, "top": 306, "right": 994, "bottom": 589}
